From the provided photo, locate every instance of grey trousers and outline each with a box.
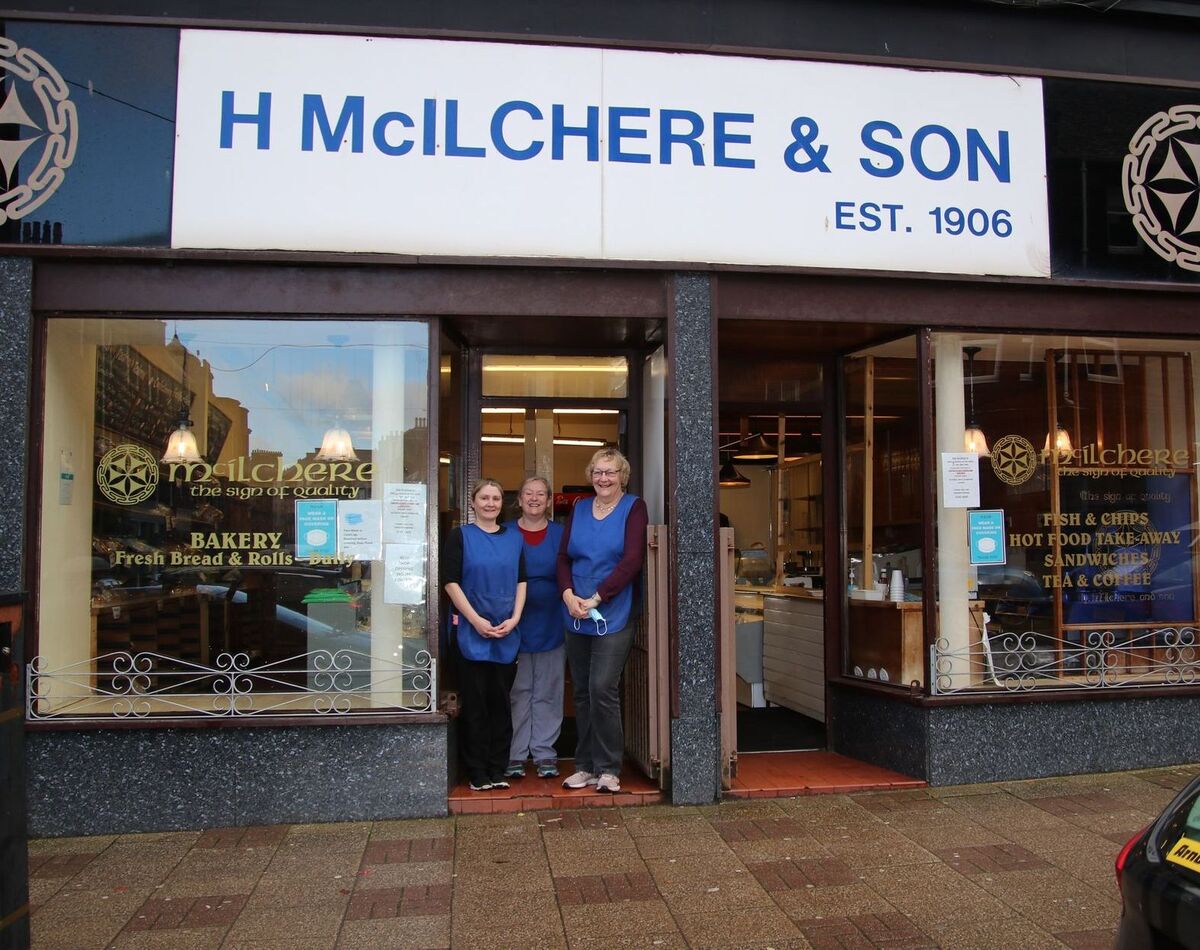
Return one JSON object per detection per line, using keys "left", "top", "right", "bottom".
{"left": 564, "top": 625, "right": 634, "bottom": 777}
{"left": 508, "top": 645, "right": 566, "bottom": 765}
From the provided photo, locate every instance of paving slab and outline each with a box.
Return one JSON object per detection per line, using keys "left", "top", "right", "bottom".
{"left": 27, "top": 765, "right": 1183, "bottom": 948}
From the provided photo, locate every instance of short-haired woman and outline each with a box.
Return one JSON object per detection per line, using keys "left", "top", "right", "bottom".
{"left": 557, "top": 448, "right": 648, "bottom": 794}
{"left": 504, "top": 476, "right": 568, "bottom": 779}
{"left": 443, "top": 479, "right": 526, "bottom": 791}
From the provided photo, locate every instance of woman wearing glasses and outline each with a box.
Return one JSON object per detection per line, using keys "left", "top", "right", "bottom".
{"left": 558, "top": 447, "right": 648, "bottom": 794}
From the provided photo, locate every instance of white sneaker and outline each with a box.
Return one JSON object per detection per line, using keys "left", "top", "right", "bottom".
{"left": 596, "top": 773, "right": 621, "bottom": 793}
{"left": 562, "top": 770, "right": 597, "bottom": 789}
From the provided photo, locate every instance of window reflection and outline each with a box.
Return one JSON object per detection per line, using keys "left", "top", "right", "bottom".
{"left": 843, "top": 338, "right": 925, "bottom": 687}
{"left": 34, "top": 318, "right": 433, "bottom": 720}
{"left": 932, "top": 333, "right": 1200, "bottom": 693}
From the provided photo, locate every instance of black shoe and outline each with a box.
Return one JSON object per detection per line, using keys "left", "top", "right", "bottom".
{"left": 490, "top": 775, "right": 511, "bottom": 789}
{"left": 468, "top": 778, "right": 493, "bottom": 791}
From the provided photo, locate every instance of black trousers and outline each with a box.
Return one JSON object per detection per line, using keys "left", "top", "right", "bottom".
{"left": 457, "top": 654, "right": 517, "bottom": 783}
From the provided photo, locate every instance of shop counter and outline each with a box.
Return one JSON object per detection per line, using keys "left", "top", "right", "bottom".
{"left": 846, "top": 598, "right": 985, "bottom": 687}
{"left": 760, "top": 590, "right": 825, "bottom": 723}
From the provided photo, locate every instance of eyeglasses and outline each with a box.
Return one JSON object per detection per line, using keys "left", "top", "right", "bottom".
{"left": 592, "top": 469, "right": 619, "bottom": 478}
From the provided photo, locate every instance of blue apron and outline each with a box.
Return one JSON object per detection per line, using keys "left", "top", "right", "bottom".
{"left": 505, "top": 520, "right": 566, "bottom": 653}
{"left": 456, "top": 524, "right": 524, "bottom": 664}
{"left": 562, "top": 494, "right": 637, "bottom": 637}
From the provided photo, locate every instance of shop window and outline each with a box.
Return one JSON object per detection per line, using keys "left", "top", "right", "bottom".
{"left": 31, "top": 318, "right": 434, "bottom": 721}
{"left": 931, "top": 332, "right": 1200, "bottom": 693}
{"left": 842, "top": 338, "right": 925, "bottom": 687}
{"left": 480, "top": 355, "right": 628, "bottom": 399}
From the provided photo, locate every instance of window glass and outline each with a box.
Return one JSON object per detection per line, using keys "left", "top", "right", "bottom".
{"left": 481, "top": 355, "right": 628, "bottom": 398}
{"left": 1153, "top": 782, "right": 1200, "bottom": 871}
{"left": 842, "top": 338, "right": 924, "bottom": 687}
{"left": 33, "top": 318, "right": 433, "bottom": 720}
{"left": 931, "top": 332, "right": 1199, "bottom": 693}
{"left": 480, "top": 406, "right": 622, "bottom": 514}
{"left": 0, "top": 21, "right": 177, "bottom": 247}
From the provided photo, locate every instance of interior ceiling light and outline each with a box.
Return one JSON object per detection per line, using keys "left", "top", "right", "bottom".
{"left": 315, "top": 425, "right": 359, "bottom": 462}
{"left": 161, "top": 333, "right": 203, "bottom": 465}
{"left": 481, "top": 435, "right": 525, "bottom": 444}
{"left": 554, "top": 438, "right": 607, "bottom": 447}
{"left": 962, "top": 345, "right": 989, "bottom": 457}
{"left": 483, "top": 364, "right": 625, "bottom": 373}
{"left": 552, "top": 408, "right": 620, "bottom": 415}
{"left": 719, "top": 457, "right": 751, "bottom": 488}
{"left": 733, "top": 433, "right": 777, "bottom": 460}
{"left": 481, "top": 407, "right": 526, "bottom": 414}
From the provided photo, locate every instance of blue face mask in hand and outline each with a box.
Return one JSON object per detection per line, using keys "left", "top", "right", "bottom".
{"left": 574, "top": 607, "right": 608, "bottom": 636}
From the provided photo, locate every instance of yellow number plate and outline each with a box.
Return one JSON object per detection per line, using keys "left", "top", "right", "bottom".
{"left": 1166, "top": 835, "right": 1200, "bottom": 874}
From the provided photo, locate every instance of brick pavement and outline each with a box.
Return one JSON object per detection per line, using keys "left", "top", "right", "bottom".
{"left": 25, "top": 763, "right": 1198, "bottom": 949}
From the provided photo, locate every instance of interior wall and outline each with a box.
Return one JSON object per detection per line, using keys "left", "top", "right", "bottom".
{"left": 718, "top": 468, "right": 772, "bottom": 552}
{"left": 38, "top": 322, "right": 97, "bottom": 698}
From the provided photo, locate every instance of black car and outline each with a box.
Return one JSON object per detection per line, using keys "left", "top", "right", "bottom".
{"left": 1115, "top": 774, "right": 1200, "bottom": 949}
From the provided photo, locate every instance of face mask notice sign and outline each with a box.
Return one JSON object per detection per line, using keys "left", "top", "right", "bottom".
{"left": 172, "top": 30, "right": 1049, "bottom": 278}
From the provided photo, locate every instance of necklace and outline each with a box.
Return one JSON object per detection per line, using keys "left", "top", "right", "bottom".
{"left": 594, "top": 494, "right": 622, "bottom": 516}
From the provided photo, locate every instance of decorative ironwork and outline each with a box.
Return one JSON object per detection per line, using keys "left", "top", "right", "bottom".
{"left": 932, "top": 626, "right": 1199, "bottom": 694}
{"left": 27, "top": 648, "right": 436, "bottom": 721}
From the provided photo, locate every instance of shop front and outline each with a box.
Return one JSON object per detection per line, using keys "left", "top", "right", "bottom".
{"left": 2, "top": 4, "right": 1200, "bottom": 856}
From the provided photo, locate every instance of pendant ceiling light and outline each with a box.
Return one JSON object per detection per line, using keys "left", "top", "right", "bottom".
{"left": 316, "top": 425, "right": 359, "bottom": 462}
{"left": 733, "top": 433, "right": 777, "bottom": 461}
{"left": 719, "top": 455, "right": 751, "bottom": 488}
{"left": 962, "top": 346, "right": 989, "bottom": 456}
{"left": 161, "top": 333, "right": 202, "bottom": 465}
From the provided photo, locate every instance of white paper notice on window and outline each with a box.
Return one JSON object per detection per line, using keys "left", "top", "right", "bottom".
{"left": 941, "top": 452, "right": 981, "bottom": 508}
{"left": 337, "top": 499, "right": 383, "bottom": 561}
{"left": 384, "top": 543, "right": 426, "bottom": 605}
{"left": 383, "top": 483, "right": 427, "bottom": 545}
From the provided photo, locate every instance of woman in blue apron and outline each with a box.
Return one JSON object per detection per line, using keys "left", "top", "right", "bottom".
{"left": 557, "top": 448, "right": 649, "bottom": 794}
{"left": 504, "top": 476, "right": 568, "bottom": 780}
{"left": 443, "top": 479, "right": 526, "bottom": 791}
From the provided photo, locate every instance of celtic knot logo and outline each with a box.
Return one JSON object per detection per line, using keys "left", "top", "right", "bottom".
{"left": 0, "top": 39, "right": 77, "bottom": 224}
{"left": 97, "top": 444, "right": 159, "bottom": 505}
{"left": 990, "top": 435, "right": 1038, "bottom": 486}
{"left": 1122, "top": 105, "right": 1200, "bottom": 272}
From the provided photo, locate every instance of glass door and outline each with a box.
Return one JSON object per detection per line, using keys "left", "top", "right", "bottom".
{"left": 477, "top": 354, "right": 630, "bottom": 517}
{"left": 480, "top": 406, "right": 624, "bottom": 516}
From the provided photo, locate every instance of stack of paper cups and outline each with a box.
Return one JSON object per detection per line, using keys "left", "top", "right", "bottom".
{"left": 889, "top": 569, "right": 905, "bottom": 601}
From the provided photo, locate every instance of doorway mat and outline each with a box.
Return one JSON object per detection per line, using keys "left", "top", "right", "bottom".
{"left": 726, "top": 750, "right": 925, "bottom": 799}
{"left": 736, "top": 704, "right": 826, "bottom": 753}
{"left": 449, "top": 759, "right": 663, "bottom": 815}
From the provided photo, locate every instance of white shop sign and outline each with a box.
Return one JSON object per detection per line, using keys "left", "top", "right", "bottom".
{"left": 172, "top": 30, "right": 1050, "bottom": 277}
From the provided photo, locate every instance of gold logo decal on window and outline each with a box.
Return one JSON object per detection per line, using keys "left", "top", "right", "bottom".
{"left": 96, "top": 444, "right": 159, "bottom": 505}
{"left": 990, "top": 434, "right": 1038, "bottom": 487}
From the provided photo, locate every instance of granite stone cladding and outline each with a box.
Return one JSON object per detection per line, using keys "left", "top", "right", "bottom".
{"left": 26, "top": 722, "right": 449, "bottom": 836}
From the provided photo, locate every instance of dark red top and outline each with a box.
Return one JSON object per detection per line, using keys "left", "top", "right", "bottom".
{"left": 519, "top": 524, "right": 549, "bottom": 546}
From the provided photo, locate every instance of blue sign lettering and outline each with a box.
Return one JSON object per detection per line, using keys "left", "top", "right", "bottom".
{"left": 301, "top": 94, "right": 363, "bottom": 153}
{"left": 491, "top": 100, "right": 544, "bottom": 160}
{"left": 659, "top": 110, "right": 705, "bottom": 166}
{"left": 220, "top": 91, "right": 272, "bottom": 150}
{"left": 608, "top": 107, "right": 652, "bottom": 164}
{"left": 713, "top": 112, "right": 755, "bottom": 169}
{"left": 551, "top": 104, "right": 600, "bottom": 162}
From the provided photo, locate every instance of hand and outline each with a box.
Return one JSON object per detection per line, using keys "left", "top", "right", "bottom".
{"left": 492, "top": 618, "right": 518, "bottom": 637}
{"left": 563, "top": 589, "right": 590, "bottom": 620}
{"left": 470, "top": 616, "right": 500, "bottom": 638}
